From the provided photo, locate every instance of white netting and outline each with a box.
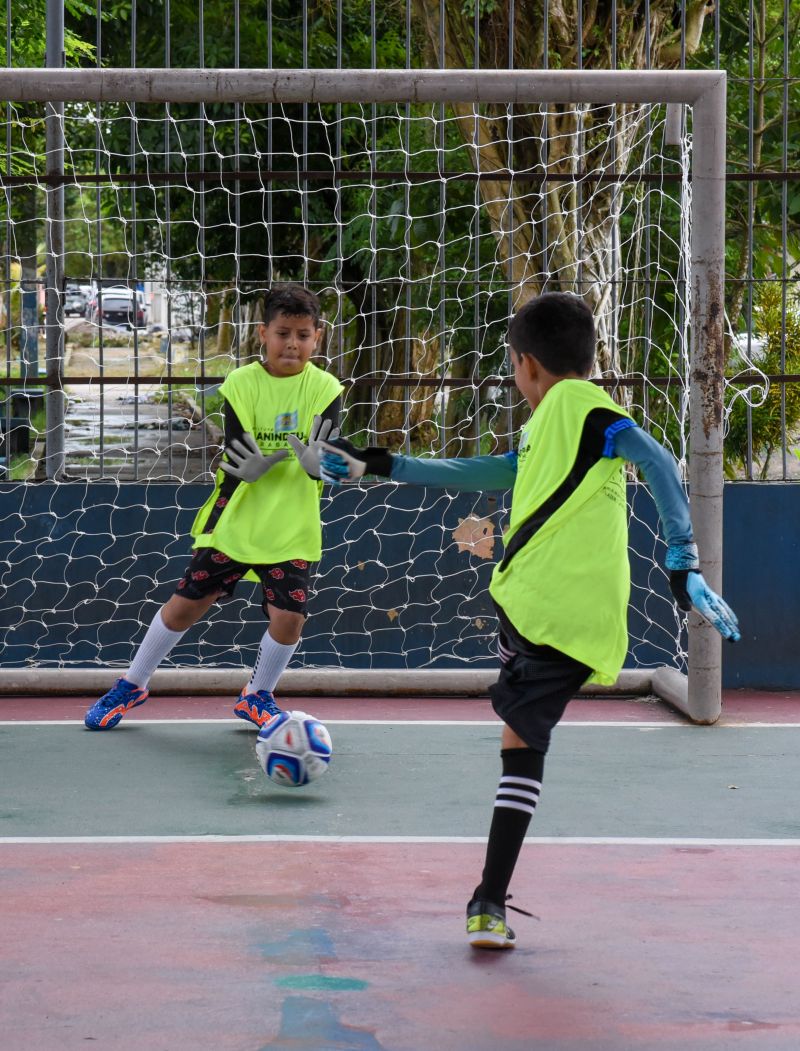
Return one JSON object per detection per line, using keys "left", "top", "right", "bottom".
{"left": 0, "top": 96, "right": 695, "bottom": 673}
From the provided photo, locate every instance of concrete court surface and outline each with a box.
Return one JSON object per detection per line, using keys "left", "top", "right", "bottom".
{"left": 1, "top": 691, "right": 799, "bottom": 1051}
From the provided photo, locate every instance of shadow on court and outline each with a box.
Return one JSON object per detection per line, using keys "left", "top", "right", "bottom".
{"left": 1, "top": 696, "right": 799, "bottom": 1051}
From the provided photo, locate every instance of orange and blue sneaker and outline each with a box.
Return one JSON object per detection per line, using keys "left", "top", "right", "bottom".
{"left": 466, "top": 898, "right": 517, "bottom": 950}
{"left": 84, "top": 678, "right": 149, "bottom": 731}
{"left": 233, "top": 688, "right": 284, "bottom": 728}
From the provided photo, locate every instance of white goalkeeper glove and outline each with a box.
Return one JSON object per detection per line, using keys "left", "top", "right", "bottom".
{"left": 285, "top": 415, "right": 341, "bottom": 480}
{"left": 219, "top": 433, "right": 288, "bottom": 483}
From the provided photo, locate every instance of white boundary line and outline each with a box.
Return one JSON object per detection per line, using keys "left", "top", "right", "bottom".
{"left": 1, "top": 834, "right": 799, "bottom": 846}
{"left": 0, "top": 718, "right": 670, "bottom": 728}
{"left": 2, "top": 719, "right": 800, "bottom": 728}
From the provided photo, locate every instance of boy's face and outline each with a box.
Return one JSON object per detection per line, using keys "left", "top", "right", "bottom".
{"left": 258, "top": 310, "right": 322, "bottom": 377}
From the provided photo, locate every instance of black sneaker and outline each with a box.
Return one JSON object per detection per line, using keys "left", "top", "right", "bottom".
{"left": 466, "top": 897, "right": 516, "bottom": 950}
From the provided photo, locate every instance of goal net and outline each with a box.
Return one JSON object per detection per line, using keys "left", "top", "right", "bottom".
{"left": 0, "top": 70, "right": 727, "bottom": 720}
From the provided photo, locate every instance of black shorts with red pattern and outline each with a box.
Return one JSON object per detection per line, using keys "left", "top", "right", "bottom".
{"left": 175, "top": 547, "right": 313, "bottom": 616}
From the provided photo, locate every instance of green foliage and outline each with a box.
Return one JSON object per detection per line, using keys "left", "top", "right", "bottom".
{"left": 460, "top": 0, "right": 499, "bottom": 20}
{"left": 724, "top": 284, "right": 800, "bottom": 479}
{"left": 3, "top": 0, "right": 799, "bottom": 460}
{"left": 693, "top": 0, "right": 800, "bottom": 317}
{"left": 0, "top": 0, "right": 96, "bottom": 66}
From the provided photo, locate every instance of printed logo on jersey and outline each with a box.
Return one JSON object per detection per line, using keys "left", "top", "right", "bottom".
{"left": 275, "top": 411, "right": 299, "bottom": 432}
{"left": 517, "top": 428, "right": 532, "bottom": 465}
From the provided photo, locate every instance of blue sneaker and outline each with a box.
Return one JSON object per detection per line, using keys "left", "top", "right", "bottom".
{"left": 84, "top": 678, "right": 149, "bottom": 731}
{"left": 233, "top": 688, "right": 283, "bottom": 728}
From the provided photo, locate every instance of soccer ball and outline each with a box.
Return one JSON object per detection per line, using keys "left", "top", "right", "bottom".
{"left": 255, "top": 709, "right": 333, "bottom": 788}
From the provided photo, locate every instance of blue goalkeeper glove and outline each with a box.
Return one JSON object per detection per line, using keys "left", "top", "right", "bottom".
{"left": 668, "top": 568, "right": 741, "bottom": 642}
{"left": 318, "top": 437, "right": 394, "bottom": 484}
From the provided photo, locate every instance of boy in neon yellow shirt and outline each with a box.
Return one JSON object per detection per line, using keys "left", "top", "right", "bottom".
{"left": 314, "top": 291, "right": 740, "bottom": 950}
{"left": 85, "top": 285, "right": 343, "bottom": 731}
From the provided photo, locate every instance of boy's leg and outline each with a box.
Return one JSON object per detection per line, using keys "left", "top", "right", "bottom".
{"left": 234, "top": 559, "right": 310, "bottom": 727}
{"left": 467, "top": 642, "right": 590, "bottom": 949}
{"left": 472, "top": 729, "right": 545, "bottom": 906}
{"left": 126, "top": 594, "right": 215, "bottom": 688}
{"left": 84, "top": 548, "right": 244, "bottom": 731}
{"left": 244, "top": 612, "right": 302, "bottom": 694}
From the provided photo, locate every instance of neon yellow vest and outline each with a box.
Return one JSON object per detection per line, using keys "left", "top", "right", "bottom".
{"left": 191, "top": 361, "right": 343, "bottom": 572}
{"left": 489, "top": 380, "right": 632, "bottom": 685}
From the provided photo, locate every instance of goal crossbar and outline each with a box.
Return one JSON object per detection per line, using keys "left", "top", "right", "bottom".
{"left": 0, "top": 67, "right": 724, "bottom": 107}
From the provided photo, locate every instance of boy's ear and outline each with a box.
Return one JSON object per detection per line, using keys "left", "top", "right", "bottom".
{"left": 517, "top": 350, "right": 539, "bottom": 382}
{"left": 256, "top": 322, "right": 268, "bottom": 345}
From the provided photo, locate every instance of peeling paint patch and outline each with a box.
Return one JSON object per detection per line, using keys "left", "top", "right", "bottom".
{"left": 452, "top": 514, "right": 495, "bottom": 559}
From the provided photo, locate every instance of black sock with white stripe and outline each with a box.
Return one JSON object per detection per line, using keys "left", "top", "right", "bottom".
{"left": 473, "top": 747, "right": 545, "bottom": 907}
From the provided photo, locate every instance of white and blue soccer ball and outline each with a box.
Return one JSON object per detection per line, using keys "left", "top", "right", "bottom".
{"left": 255, "top": 709, "right": 333, "bottom": 788}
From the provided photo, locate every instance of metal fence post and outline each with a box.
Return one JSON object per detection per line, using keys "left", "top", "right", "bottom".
{"left": 45, "top": 0, "right": 66, "bottom": 479}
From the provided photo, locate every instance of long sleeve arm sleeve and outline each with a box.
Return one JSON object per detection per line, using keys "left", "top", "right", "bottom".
{"left": 388, "top": 451, "right": 518, "bottom": 492}
{"left": 223, "top": 397, "right": 245, "bottom": 447}
{"left": 612, "top": 425, "right": 698, "bottom": 566}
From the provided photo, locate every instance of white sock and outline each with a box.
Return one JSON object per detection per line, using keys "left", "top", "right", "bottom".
{"left": 126, "top": 609, "right": 187, "bottom": 689}
{"left": 245, "top": 631, "right": 299, "bottom": 695}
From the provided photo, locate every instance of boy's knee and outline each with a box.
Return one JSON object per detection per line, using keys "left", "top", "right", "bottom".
{"left": 501, "top": 723, "right": 531, "bottom": 750}
{"left": 161, "top": 592, "right": 219, "bottom": 632}
{"left": 267, "top": 606, "right": 306, "bottom": 643}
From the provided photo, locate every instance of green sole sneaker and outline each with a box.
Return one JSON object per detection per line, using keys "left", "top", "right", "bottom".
{"left": 466, "top": 898, "right": 516, "bottom": 950}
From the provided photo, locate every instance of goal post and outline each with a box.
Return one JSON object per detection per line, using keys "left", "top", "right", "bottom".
{"left": 0, "top": 68, "right": 727, "bottom": 722}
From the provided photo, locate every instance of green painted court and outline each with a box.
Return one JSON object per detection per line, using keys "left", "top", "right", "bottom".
{"left": 1, "top": 720, "right": 798, "bottom": 840}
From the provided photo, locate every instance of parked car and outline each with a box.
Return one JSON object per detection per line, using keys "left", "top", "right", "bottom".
{"left": 64, "top": 284, "right": 87, "bottom": 317}
{"left": 85, "top": 286, "right": 146, "bottom": 329}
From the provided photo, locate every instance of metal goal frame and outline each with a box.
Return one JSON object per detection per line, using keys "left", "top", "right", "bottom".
{"left": 0, "top": 68, "right": 727, "bottom": 722}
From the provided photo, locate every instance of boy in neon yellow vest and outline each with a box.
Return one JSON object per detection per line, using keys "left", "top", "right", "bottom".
{"left": 84, "top": 285, "right": 343, "bottom": 731}
{"left": 313, "top": 291, "right": 740, "bottom": 950}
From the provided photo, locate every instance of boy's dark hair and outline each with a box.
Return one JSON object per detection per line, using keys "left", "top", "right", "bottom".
{"left": 262, "top": 284, "right": 322, "bottom": 327}
{"left": 508, "top": 292, "right": 596, "bottom": 376}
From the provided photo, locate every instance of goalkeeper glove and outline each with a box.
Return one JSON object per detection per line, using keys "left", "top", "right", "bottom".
{"left": 669, "top": 569, "right": 741, "bottom": 642}
{"left": 219, "top": 433, "right": 288, "bottom": 483}
{"left": 285, "top": 415, "right": 341, "bottom": 480}
{"left": 318, "top": 437, "right": 394, "bottom": 484}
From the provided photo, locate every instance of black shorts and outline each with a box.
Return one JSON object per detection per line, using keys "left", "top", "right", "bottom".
{"left": 488, "top": 633, "right": 591, "bottom": 754}
{"left": 175, "top": 547, "right": 313, "bottom": 616}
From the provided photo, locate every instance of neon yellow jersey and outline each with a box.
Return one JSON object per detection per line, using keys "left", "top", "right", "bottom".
{"left": 191, "top": 361, "right": 343, "bottom": 573}
{"left": 489, "top": 380, "right": 633, "bottom": 685}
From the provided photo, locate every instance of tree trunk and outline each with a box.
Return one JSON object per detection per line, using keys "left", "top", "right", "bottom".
{"left": 410, "top": 0, "right": 715, "bottom": 391}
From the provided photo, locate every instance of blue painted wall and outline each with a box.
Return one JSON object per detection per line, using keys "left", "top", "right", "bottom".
{"left": 720, "top": 484, "right": 800, "bottom": 690}
{"left": 0, "top": 481, "right": 795, "bottom": 688}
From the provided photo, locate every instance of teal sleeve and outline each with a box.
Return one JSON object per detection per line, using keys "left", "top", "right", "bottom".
{"left": 389, "top": 452, "right": 518, "bottom": 492}
{"left": 612, "top": 425, "right": 694, "bottom": 546}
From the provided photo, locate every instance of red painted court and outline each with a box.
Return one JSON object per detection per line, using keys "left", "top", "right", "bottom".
{"left": 2, "top": 691, "right": 799, "bottom": 1051}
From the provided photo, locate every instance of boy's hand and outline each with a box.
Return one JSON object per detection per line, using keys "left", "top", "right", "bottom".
{"left": 285, "top": 416, "right": 340, "bottom": 480}
{"left": 219, "top": 433, "right": 288, "bottom": 482}
{"left": 319, "top": 438, "right": 394, "bottom": 484}
{"left": 669, "top": 570, "right": 741, "bottom": 642}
